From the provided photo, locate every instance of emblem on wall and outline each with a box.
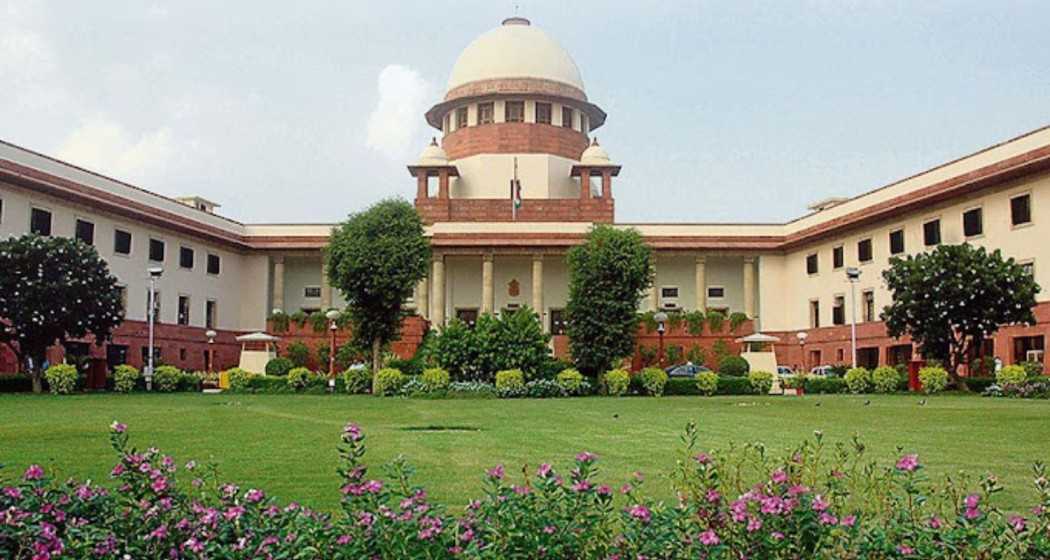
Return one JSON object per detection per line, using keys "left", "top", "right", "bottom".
{"left": 508, "top": 279, "right": 520, "bottom": 297}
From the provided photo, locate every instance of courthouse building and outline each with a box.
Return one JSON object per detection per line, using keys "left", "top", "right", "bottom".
{"left": 1, "top": 17, "right": 1049, "bottom": 373}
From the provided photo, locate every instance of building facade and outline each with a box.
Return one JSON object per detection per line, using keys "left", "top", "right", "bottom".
{"left": 2, "top": 17, "right": 1049, "bottom": 374}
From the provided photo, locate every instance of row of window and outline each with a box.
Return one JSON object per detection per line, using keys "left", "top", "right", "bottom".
{"left": 809, "top": 290, "right": 878, "bottom": 329}
{"left": 443, "top": 101, "right": 584, "bottom": 132}
{"left": 806, "top": 192, "right": 1033, "bottom": 275}
{"left": 140, "top": 288, "right": 218, "bottom": 329}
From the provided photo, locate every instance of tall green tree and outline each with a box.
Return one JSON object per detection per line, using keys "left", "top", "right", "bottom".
{"left": 326, "top": 198, "right": 430, "bottom": 372}
{"left": 882, "top": 244, "right": 1039, "bottom": 391}
{"left": 0, "top": 234, "right": 124, "bottom": 393}
{"left": 566, "top": 225, "right": 652, "bottom": 376}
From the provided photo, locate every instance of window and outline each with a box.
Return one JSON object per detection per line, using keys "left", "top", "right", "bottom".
{"left": 889, "top": 229, "right": 905, "bottom": 255}
{"left": 806, "top": 253, "right": 819, "bottom": 275}
{"left": 963, "top": 207, "right": 983, "bottom": 237}
{"left": 113, "top": 229, "right": 132, "bottom": 255}
{"left": 455, "top": 308, "right": 479, "bottom": 328}
{"left": 832, "top": 295, "right": 845, "bottom": 326}
{"left": 832, "top": 246, "right": 844, "bottom": 269}
{"left": 443, "top": 114, "right": 450, "bottom": 133}
{"left": 177, "top": 295, "right": 190, "bottom": 326}
{"left": 141, "top": 346, "right": 161, "bottom": 365}
{"left": 303, "top": 286, "right": 321, "bottom": 298}
{"left": 836, "top": 348, "right": 845, "bottom": 362}
{"left": 505, "top": 100, "right": 524, "bottom": 122}
{"left": 179, "top": 246, "right": 195, "bottom": 269}
{"left": 707, "top": 286, "right": 725, "bottom": 299}
{"left": 923, "top": 219, "right": 941, "bottom": 246}
{"left": 455, "top": 107, "right": 468, "bottom": 129}
{"left": 886, "top": 344, "right": 913, "bottom": 366}
{"left": 1011, "top": 193, "right": 1032, "bottom": 226}
{"left": 149, "top": 238, "right": 165, "bottom": 262}
{"left": 206, "top": 300, "right": 217, "bottom": 329}
{"left": 118, "top": 286, "right": 128, "bottom": 318}
{"left": 75, "top": 219, "right": 94, "bottom": 245}
{"left": 809, "top": 300, "right": 820, "bottom": 329}
{"left": 561, "top": 107, "right": 573, "bottom": 128}
{"left": 477, "top": 102, "right": 494, "bottom": 124}
{"left": 857, "top": 238, "right": 873, "bottom": 263}
{"left": 179, "top": 348, "right": 187, "bottom": 361}
{"left": 207, "top": 253, "right": 221, "bottom": 275}
{"left": 1013, "top": 335, "right": 1045, "bottom": 366}
{"left": 1021, "top": 260, "right": 1035, "bottom": 277}
{"left": 862, "top": 290, "right": 875, "bottom": 322}
{"left": 549, "top": 309, "right": 567, "bottom": 335}
{"left": 30, "top": 207, "right": 52, "bottom": 236}
{"left": 535, "top": 102, "right": 551, "bottom": 124}
{"left": 660, "top": 286, "right": 680, "bottom": 309}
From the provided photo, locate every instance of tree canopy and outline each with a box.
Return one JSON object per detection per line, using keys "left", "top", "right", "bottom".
{"left": 881, "top": 243, "right": 1039, "bottom": 390}
{"left": 424, "top": 307, "right": 550, "bottom": 382}
{"left": 0, "top": 234, "right": 124, "bottom": 392}
{"left": 326, "top": 198, "right": 430, "bottom": 372}
{"left": 566, "top": 225, "right": 652, "bottom": 376}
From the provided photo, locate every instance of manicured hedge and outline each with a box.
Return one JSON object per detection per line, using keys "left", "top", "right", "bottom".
{"left": 665, "top": 378, "right": 702, "bottom": 396}
{"left": 715, "top": 375, "right": 753, "bottom": 395}
{"left": 804, "top": 376, "right": 847, "bottom": 394}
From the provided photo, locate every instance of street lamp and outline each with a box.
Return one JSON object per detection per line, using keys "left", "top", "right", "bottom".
{"left": 326, "top": 309, "right": 340, "bottom": 390}
{"left": 205, "top": 329, "right": 217, "bottom": 373}
{"left": 653, "top": 311, "right": 668, "bottom": 367}
{"left": 146, "top": 266, "right": 163, "bottom": 391}
{"left": 796, "top": 331, "right": 808, "bottom": 373}
{"left": 846, "top": 267, "right": 861, "bottom": 369}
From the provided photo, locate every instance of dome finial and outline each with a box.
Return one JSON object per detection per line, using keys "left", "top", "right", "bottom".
{"left": 430, "top": 137, "right": 438, "bottom": 146}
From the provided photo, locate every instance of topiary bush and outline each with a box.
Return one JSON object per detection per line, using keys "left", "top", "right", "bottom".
{"left": 287, "top": 367, "right": 316, "bottom": 390}
{"left": 373, "top": 368, "right": 405, "bottom": 396}
{"left": 152, "top": 365, "right": 182, "bottom": 392}
{"left": 718, "top": 355, "right": 749, "bottom": 377}
{"left": 997, "top": 364, "right": 1028, "bottom": 386}
{"left": 603, "top": 369, "right": 630, "bottom": 396}
{"left": 695, "top": 370, "right": 718, "bottom": 396}
{"left": 44, "top": 364, "right": 78, "bottom": 394}
{"left": 285, "top": 342, "right": 311, "bottom": 367}
{"left": 871, "top": 366, "right": 900, "bottom": 393}
{"left": 844, "top": 367, "right": 872, "bottom": 394}
{"left": 747, "top": 370, "right": 774, "bottom": 394}
{"left": 342, "top": 366, "right": 372, "bottom": 394}
{"left": 918, "top": 366, "right": 949, "bottom": 394}
{"left": 639, "top": 367, "right": 668, "bottom": 396}
{"left": 225, "top": 367, "right": 254, "bottom": 391}
{"left": 495, "top": 369, "right": 526, "bottom": 398}
{"left": 421, "top": 367, "right": 451, "bottom": 392}
{"left": 113, "top": 364, "right": 140, "bottom": 393}
{"left": 556, "top": 368, "right": 585, "bottom": 395}
{"left": 265, "top": 357, "right": 294, "bottom": 377}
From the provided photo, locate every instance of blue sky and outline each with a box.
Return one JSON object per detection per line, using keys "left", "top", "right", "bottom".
{"left": 2, "top": 1, "right": 1047, "bottom": 223}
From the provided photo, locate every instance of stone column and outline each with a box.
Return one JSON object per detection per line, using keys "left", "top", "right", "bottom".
{"left": 578, "top": 167, "right": 590, "bottom": 200}
{"left": 743, "top": 256, "right": 756, "bottom": 318}
{"left": 438, "top": 169, "right": 450, "bottom": 199}
{"left": 320, "top": 255, "right": 332, "bottom": 310}
{"left": 481, "top": 254, "right": 495, "bottom": 315}
{"left": 416, "top": 276, "right": 429, "bottom": 320}
{"left": 416, "top": 169, "right": 428, "bottom": 199}
{"left": 601, "top": 170, "right": 612, "bottom": 200}
{"left": 431, "top": 256, "right": 445, "bottom": 327}
{"left": 694, "top": 255, "right": 706, "bottom": 312}
{"left": 272, "top": 256, "right": 285, "bottom": 313}
{"left": 531, "top": 254, "right": 544, "bottom": 323}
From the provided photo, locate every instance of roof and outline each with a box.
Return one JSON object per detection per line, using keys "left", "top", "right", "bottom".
{"left": 235, "top": 332, "right": 280, "bottom": 342}
{"left": 736, "top": 333, "right": 781, "bottom": 343}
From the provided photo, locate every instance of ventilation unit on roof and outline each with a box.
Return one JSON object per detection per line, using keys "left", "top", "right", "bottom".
{"left": 806, "top": 197, "right": 849, "bottom": 213}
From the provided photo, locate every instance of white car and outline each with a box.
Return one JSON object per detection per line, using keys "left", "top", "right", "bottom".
{"left": 809, "top": 365, "right": 833, "bottom": 377}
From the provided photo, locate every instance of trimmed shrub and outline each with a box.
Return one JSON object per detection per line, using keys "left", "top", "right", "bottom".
{"left": 285, "top": 342, "right": 311, "bottom": 367}
{"left": 844, "top": 367, "right": 872, "bottom": 394}
{"left": 388, "top": 356, "right": 425, "bottom": 378}
{"left": 804, "top": 376, "right": 847, "bottom": 394}
{"left": 715, "top": 375, "right": 752, "bottom": 395}
{"left": 265, "top": 357, "right": 294, "bottom": 377}
{"left": 871, "top": 366, "right": 900, "bottom": 393}
{"left": 664, "top": 378, "right": 700, "bottom": 396}
{"left": 639, "top": 367, "right": 669, "bottom": 396}
{"left": 342, "top": 366, "right": 372, "bottom": 394}
{"left": 179, "top": 371, "right": 202, "bottom": 392}
{"left": 728, "top": 311, "right": 749, "bottom": 331}
{"left": 718, "top": 355, "right": 749, "bottom": 377}
{"left": 1021, "top": 360, "right": 1044, "bottom": 379}
{"left": 113, "top": 365, "right": 140, "bottom": 393}
{"left": 287, "top": 367, "right": 316, "bottom": 390}
{"left": 153, "top": 365, "right": 182, "bottom": 393}
{"left": 44, "top": 364, "right": 78, "bottom": 394}
{"left": 538, "top": 358, "right": 574, "bottom": 380}
{"left": 447, "top": 381, "right": 498, "bottom": 399}
{"left": 495, "top": 369, "right": 526, "bottom": 398}
{"left": 421, "top": 367, "right": 451, "bottom": 391}
{"left": 997, "top": 365, "right": 1028, "bottom": 386}
{"left": 603, "top": 369, "right": 630, "bottom": 396}
{"left": 556, "top": 368, "right": 585, "bottom": 394}
{"left": 245, "top": 375, "right": 293, "bottom": 394}
{"left": 373, "top": 368, "right": 405, "bottom": 396}
{"left": 747, "top": 370, "right": 774, "bottom": 394}
{"left": 525, "top": 379, "right": 565, "bottom": 398}
{"left": 225, "top": 368, "right": 254, "bottom": 391}
{"left": 918, "top": 366, "right": 949, "bottom": 394}
{"left": 695, "top": 370, "right": 718, "bottom": 396}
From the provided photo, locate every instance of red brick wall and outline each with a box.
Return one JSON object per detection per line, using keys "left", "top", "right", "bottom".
{"left": 416, "top": 197, "right": 614, "bottom": 224}
{"left": 443, "top": 122, "right": 588, "bottom": 161}
{"left": 264, "top": 315, "right": 429, "bottom": 370}
{"left": 632, "top": 320, "right": 755, "bottom": 370}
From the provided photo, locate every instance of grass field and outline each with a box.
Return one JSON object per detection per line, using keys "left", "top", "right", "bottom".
{"left": 1, "top": 393, "right": 1047, "bottom": 513}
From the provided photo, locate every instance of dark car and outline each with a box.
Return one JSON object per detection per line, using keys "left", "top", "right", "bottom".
{"left": 665, "top": 363, "right": 712, "bottom": 378}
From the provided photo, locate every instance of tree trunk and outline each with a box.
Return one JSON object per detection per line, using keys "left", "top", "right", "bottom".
{"left": 371, "top": 338, "right": 382, "bottom": 374}
{"left": 30, "top": 370, "right": 42, "bottom": 394}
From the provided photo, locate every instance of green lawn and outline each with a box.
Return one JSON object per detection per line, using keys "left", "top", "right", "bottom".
{"left": 1, "top": 393, "right": 1047, "bottom": 513}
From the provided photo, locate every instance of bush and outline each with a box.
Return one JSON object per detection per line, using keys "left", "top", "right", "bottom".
{"left": 245, "top": 375, "right": 294, "bottom": 394}
{"left": 495, "top": 369, "right": 526, "bottom": 398}
{"left": 804, "top": 376, "right": 847, "bottom": 394}
{"left": 603, "top": 369, "right": 630, "bottom": 396}
{"left": 747, "top": 370, "right": 774, "bottom": 394}
{"left": 286, "top": 367, "right": 315, "bottom": 390}
{"left": 695, "top": 371, "right": 718, "bottom": 396}
{"left": 342, "top": 366, "right": 372, "bottom": 394}
{"left": 1021, "top": 360, "right": 1044, "bottom": 378}
{"left": 152, "top": 365, "right": 182, "bottom": 392}
{"left": 285, "top": 342, "right": 311, "bottom": 367}
{"left": 426, "top": 308, "right": 551, "bottom": 382}
{"left": 447, "top": 381, "right": 498, "bottom": 399}
{"left": 844, "top": 367, "right": 872, "bottom": 394}
{"left": 388, "top": 356, "right": 424, "bottom": 378}
{"left": 715, "top": 375, "right": 753, "bottom": 395}
{"left": 421, "top": 367, "right": 451, "bottom": 391}
{"left": 871, "top": 366, "right": 900, "bottom": 393}
{"left": 728, "top": 311, "right": 749, "bottom": 331}
{"left": 918, "top": 366, "right": 949, "bottom": 394}
{"left": 639, "top": 367, "right": 668, "bottom": 396}
{"left": 373, "top": 368, "right": 404, "bottom": 396}
{"left": 226, "top": 367, "right": 254, "bottom": 391}
{"left": 965, "top": 376, "right": 996, "bottom": 394}
{"left": 556, "top": 368, "right": 585, "bottom": 394}
{"left": 718, "top": 355, "right": 749, "bottom": 377}
{"left": 997, "top": 364, "right": 1028, "bottom": 386}
{"left": 44, "top": 364, "right": 78, "bottom": 394}
{"left": 179, "top": 371, "right": 202, "bottom": 392}
{"left": 113, "top": 364, "right": 140, "bottom": 393}
{"left": 265, "top": 357, "right": 294, "bottom": 377}
{"left": 525, "top": 379, "right": 565, "bottom": 398}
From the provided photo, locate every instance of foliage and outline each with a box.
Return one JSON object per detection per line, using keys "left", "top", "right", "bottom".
{"left": 747, "top": 370, "right": 774, "bottom": 394}
{"left": 269, "top": 310, "right": 290, "bottom": 332}
{"left": 639, "top": 367, "right": 669, "bottom": 396}
{"left": 113, "top": 365, "right": 140, "bottom": 393}
{"left": 988, "top": 381, "right": 1050, "bottom": 399}
{"left": 918, "top": 366, "right": 949, "bottom": 394}
{"left": 265, "top": 357, "right": 294, "bottom": 377}
{"left": 286, "top": 367, "right": 316, "bottom": 390}
{"left": 285, "top": 342, "right": 311, "bottom": 367}
{"left": 685, "top": 310, "right": 706, "bottom": 335}
{"left": 706, "top": 309, "right": 725, "bottom": 332}
{"left": 525, "top": 378, "right": 566, "bottom": 398}
{"left": 844, "top": 367, "right": 872, "bottom": 394}
{"left": 342, "top": 367, "right": 372, "bottom": 394}
{"left": 421, "top": 367, "right": 451, "bottom": 391}
{"left": 686, "top": 344, "right": 707, "bottom": 367}
{"left": 882, "top": 244, "right": 1039, "bottom": 389}
{"left": 225, "top": 367, "right": 254, "bottom": 391}
{"left": 151, "top": 365, "right": 181, "bottom": 392}
{"left": 871, "top": 366, "right": 901, "bottom": 393}
{"left": 997, "top": 365, "right": 1028, "bottom": 387}
{"left": 308, "top": 311, "right": 329, "bottom": 333}
{"left": 0, "top": 234, "right": 124, "bottom": 393}
{"left": 1021, "top": 360, "right": 1044, "bottom": 378}
{"left": 43, "top": 364, "right": 77, "bottom": 394}
{"left": 638, "top": 345, "right": 658, "bottom": 368}
{"left": 426, "top": 309, "right": 551, "bottom": 382}
{"left": 665, "top": 344, "right": 683, "bottom": 366}
{"left": 315, "top": 343, "right": 330, "bottom": 372}
{"left": 326, "top": 198, "right": 430, "bottom": 371}
{"left": 695, "top": 370, "right": 719, "bottom": 396}
{"left": 638, "top": 310, "right": 658, "bottom": 333}
{"left": 804, "top": 376, "right": 847, "bottom": 394}
{"left": 603, "top": 368, "right": 630, "bottom": 396}
{"left": 781, "top": 373, "right": 807, "bottom": 390}
{"left": 566, "top": 225, "right": 653, "bottom": 375}
{"left": 556, "top": 368, "right": 585, "bottom": 394}
{"left": 494, "top": 369, "right": 526, "bottom": 397}
{"left": 447, "top": 381, "right": 499, "bottom": 399}
{"left": 711, "top": 339, "right": 731, "bottom": 363}
{"left": 372, "top": 367, "right": 405, "bottom": 396}
{"left": 718, "top": 355, "right": 749, "bottom": 377}
{"left": 728, "top": 311, "right": 749, "bottom": 331}
{"left": 289, "top": 310, "right": 308, "bottom": 327}
{"left": 387, "top": 356, "right": 424, "bottom": 378}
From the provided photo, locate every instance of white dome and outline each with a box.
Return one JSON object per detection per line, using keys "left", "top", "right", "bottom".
{"left": 580, "top": 139, "right": 611, "bottom": 165}
{"left": 418, "top": 138, "right": 448, "bottom": 165}
{"left": 446, "top": 18, "right": 584, "bottom": 93}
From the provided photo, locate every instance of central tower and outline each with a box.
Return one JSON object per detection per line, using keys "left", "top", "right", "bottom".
{"left": 411, "top": 17, "right": 619, "bottom": 223}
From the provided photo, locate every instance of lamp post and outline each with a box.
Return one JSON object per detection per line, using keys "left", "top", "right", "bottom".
{"left": 846, "top": 267, "right": 861, "bottom": 369}
{"left": 146, "top": 266, "right": 163, "bottom": 391}
{"left": 205, "top": 329, "right": 217, "bottom": 373}
{"left": 326, "top": 309, "right": 340, "bottom": 390}
{"left": 653, "top": 311, "right": 668, "bottom": 368}
{"left": 796, "top": 331, "right": 808, "bottom": 373}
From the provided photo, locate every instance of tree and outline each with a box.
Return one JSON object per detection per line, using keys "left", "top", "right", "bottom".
{"left": 0, "top": 234, "right": 123, "bottom": 393}
{"left": 424, "top": 307, "right": 550, "bottom": 382}
{"left": 566, "top": 225, "right": 652, "bottom": 376}
{"left": 326, "top": 198, "right": 430, "bottom": 372}
{"left": 881, "top": 244, "right": 1039, "bottom": 391}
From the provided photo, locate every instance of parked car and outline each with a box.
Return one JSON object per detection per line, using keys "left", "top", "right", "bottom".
{"left": 809, "top": 365, "right": 834, "bottom": 377}
{"left": 776, "top": 365, "right": 795, "bottom": 377}
{"left": 665, "top": 362, "right": 712, "bottom": 378}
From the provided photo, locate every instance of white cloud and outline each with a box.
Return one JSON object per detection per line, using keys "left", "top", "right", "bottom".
{"left": 56, "top": 116, "right": 174, "bottom": 184}
{"left": 365, "top": 64, "right": 432, "bottom": 160}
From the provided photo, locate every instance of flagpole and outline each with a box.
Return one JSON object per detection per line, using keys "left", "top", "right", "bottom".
{"left": 512, "top": 157, "right": 518, "bottom": 221}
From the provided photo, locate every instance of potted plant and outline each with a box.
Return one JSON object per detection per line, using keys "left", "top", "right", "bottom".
{"left": 782, "top": 373, "right": 807, "bottom": 396}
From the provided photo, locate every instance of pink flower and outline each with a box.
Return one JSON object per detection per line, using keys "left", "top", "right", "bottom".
{"left": 537, "top": 463, "right": 552, "bottom": 478}
{"left": 23, "top": 465, "right": 44, "bottom": 481}
{"left": 110, "top": 464, "right": 125, "bottom": 477}
{"left": 694, "top": 453, "right": 711, "bottom": 464}
{"left": 147, "top": 524, "right": 168, "bottom": 540}
{"left": 542, "top": 525, "right": 556, "bottom": 534}
{"left": 819, "top": 512, "right": 838, "bottom": 525}
{"left": 746, "top": 516, "right": 762, "bottom": 533}
{"left": 698, "top": 529, "right": 720, "bottom": 546}
{"left": 486, "top": 464, "right": 505, "bottom": 480}
{"left": 4, "top": 487, "right": 23, "bottom": 500}
{"left": 811, "top": 495, "right": 829, "bottom": 512}
{"left": 620, "top": 484, "right": 633, "bottom": 495}
{"left": 572, "top": 480, "right": 592, "bottom": 492}
{"left": 575, "top": 451, "right": 598, "bottom": 463}
{"left": 964, "top": 507, "right": 981, "bottom": 520}
{"left": 364, "top": 480, "right": 383, "bottom": 494}
{"left": 336, "top": 534, "right": 353, "bottom": 545}
{"left": 597, "top": 484, "right": 611, "bottom": 496}
{"left": 964, "top": 494, "right": 980, "bottom": 509}
{"left": 109, "top": 421, "right": 126, "bottom": 433}
{"left": 245, "top": 488, "right": 265, "bottom": 503}
{"left": 705, "top": 489, "right": 721, "bottom": 503}
{"left": 183, "top": 537, "right": 204, "bottom": 553}
{"left": 224, "top": 506, "right": 245, "bottom": 521}
{"left": 628, "top": 504, "right": 651, "bottom": 523}
{"left": 512, "top": 485, "right": 529, "bottom": 496}
{"left": 896, "top": 454, "right": 920, "bottom": 472}
{"left": 771, "top": 468, "right": 788, "bottom": 484}
{"left": 928, "top": 516, "right": 943, "bottom": 529}
{"left": 840, "top": 514, "right": 857, "bottom": 527}
{"left": 772, "top": 531, "right": 784, "bottom": 541}
{"left": 897, "top": 545, "right": 914, "bottom": 555}
{"left": 1008, "top": 515, "right": 1026, "bottom": 532}
{"left": 151, "top": 477, "right": 168, "bottom": 493}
